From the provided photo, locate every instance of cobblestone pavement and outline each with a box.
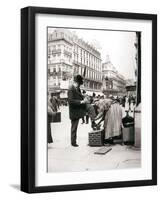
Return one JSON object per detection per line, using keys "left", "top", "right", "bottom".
{"left": 48, "top": 106, "right": 141, "bottom": 172}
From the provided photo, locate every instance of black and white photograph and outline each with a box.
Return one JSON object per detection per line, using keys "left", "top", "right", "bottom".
{"left": 20, "top": 6, "right": 157, "bottom": 193}
{"left": 47, "top": 27, "right": 141, "bottom": 173}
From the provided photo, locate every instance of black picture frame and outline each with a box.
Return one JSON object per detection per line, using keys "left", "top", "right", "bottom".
{"left": 21, "top": 6, "right": 157, "bottom": 193}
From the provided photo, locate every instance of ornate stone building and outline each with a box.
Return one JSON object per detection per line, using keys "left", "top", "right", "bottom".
{"left": 102, "top": 55, "right": 126, "bottom": 97}
{"left": 48, "top": 29, "right": 102, "bottom": 97}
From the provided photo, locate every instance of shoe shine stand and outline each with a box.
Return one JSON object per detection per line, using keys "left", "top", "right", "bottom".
{"left": 88, "top": 129, "right": 104, "bottom": 146}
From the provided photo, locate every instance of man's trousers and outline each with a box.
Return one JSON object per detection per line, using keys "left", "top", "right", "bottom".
{"left": 71, "top": 119, "right": 79, "bottom": 145}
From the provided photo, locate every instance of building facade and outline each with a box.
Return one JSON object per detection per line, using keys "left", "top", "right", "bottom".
{"left": 125, "top": 79, "right": 136, "bottom": 97}
{"left": 48, "top": 29, "right": 102, "bottom": 97}
{"left": 102, "top": 55, "right": 126, "bottom": 97}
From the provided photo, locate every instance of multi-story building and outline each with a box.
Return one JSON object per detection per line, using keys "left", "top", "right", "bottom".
{"left": 48, "top": 29, "right": 73, "bottom": 97}
{"left": 102, "top": 55, "right": 126, "bottom": 97}
{"left": 72, "top": 34, "right": 102, "bottom": 93}
{"left": 48, "top": 29, "right": 102, "bottom": 98}
{"left": 125, "top": 79, "right": 136, "bottom": 97}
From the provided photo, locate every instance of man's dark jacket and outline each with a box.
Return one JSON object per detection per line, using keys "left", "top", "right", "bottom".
{"left": 68, "top": 85, "right": 86, "bottom": 120}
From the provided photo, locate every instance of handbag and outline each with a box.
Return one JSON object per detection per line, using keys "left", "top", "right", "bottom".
{"left": 52, "top": 112, "right": 61, "bottom": 123}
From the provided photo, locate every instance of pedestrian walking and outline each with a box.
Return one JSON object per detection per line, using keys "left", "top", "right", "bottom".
{"left": 50, "top": 94, "right": 59, "bottom": 112}
{"left": 47, "top": 94, "right": 56, "bottom": 145}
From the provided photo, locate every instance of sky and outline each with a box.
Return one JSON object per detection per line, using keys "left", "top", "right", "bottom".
{"left": 48, "top": 28, "right": 136, "bottom": 80}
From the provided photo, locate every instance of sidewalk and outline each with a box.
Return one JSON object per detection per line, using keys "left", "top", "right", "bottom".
{"left": 48, "top": 106, "right": 141, "bottom": 173}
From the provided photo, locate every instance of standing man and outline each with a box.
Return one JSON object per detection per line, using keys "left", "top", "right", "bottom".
{"left": 68, "top": 75, "right": 97, "bottom": 147}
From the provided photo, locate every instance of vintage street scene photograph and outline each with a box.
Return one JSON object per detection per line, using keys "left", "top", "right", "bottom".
{"left": 47, "top": 27, "right": 141, "bottom": 173}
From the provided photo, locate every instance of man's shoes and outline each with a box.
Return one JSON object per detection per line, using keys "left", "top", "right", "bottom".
{"left": 71, "top": 143, "right": 79, "bottom": 147}
{"left": 104, "top": 138, "right": 113, "bottom": 144}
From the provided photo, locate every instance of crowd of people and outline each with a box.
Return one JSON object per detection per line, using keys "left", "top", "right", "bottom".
{"left": 48, "top": 74, "right": 136, "bottom": 147}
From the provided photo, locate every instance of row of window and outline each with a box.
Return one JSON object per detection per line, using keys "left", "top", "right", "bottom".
{"left": 49, "top": 53, "right": 101, "bottom": 71}
{"left": 48, "top": 42, "right": 101, "bottom": 60}
{"left": 73, "top": 43, "right": 100, "bottom": 58}
{"left": 73, "top": 48, "right": 101, "bottom": 64}
{"left": 48, "top": 44, "right": 72, "bottom": 52}
{"left": 51, "top": 53, "right": 72, "bottom": 59}
{"left": 75, "top": 66, "right": 102, "bottom": 81}
{"left": 48, "top": 47, "right": 101, "bottom": 65}
{"left": 73, "top": 54, "right": 101, "bottom": 70}
{"left": 49, "top": 53, "right": 72, "bottom": 63}
{"left": 87, "top": 70, "right": 102, "bottom": 81}
{"left": 74, "top": 59, "right": 101, "bottom": 71}
{"left": 84, "top": 81, "right": 102, "bottom": 90}
{"left": 48, "top": 64, "right": 72, "bottom": 73}
{"left": 48, "top": 65, "right": 102, "bottom": 81}
{"left": 48, "top": 76, "right": 102, "bottom": 90}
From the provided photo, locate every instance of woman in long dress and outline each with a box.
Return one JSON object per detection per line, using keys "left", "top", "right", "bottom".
{"left": 104, "top": 99, "right": 122, "bottom": 140}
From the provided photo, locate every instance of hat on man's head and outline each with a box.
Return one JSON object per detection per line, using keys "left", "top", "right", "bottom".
{"left": 74, "top": 74, "right": 84, "bottom": 85}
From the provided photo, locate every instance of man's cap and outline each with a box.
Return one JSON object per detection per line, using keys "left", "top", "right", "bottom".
{"left": 74, "top": 74, "right": 84, "bottom": 85}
